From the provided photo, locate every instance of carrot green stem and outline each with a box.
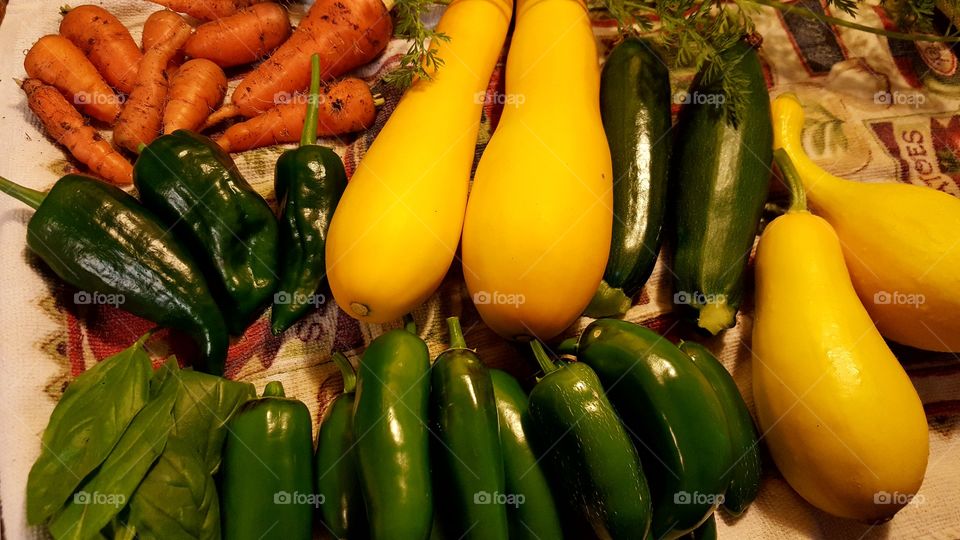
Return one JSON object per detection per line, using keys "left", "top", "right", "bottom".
{"left": 332, "top": 352, "right": 357, "bottom": 394}
{"left": 446, "top": 317, "right": 467, "bottom": 349}
{"left": 0, "top": 175, "right": 45, "bottom": 209}
{"left": 403, "top": 314, "right": 417, "bottom": 334}
{"left": 774, "top": 149, "right": 807, "bottom": 213}
{"left": 530, "top": 340, "right": 558, "bottom": 375}
{"left": 262, "top": 381, "right": 286, "bottom": 398}
{"left": 300, "top": 54, "right": 321, "bottom": 147}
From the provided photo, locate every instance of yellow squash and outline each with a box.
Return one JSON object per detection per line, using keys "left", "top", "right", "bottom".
{"left": 460, "top": 0, "right": 612, "bottom": 340}
{"left": 324, "top": 0, "right": 512, "bottom": 323}
{"left": 753, "top": 154, "right": 928, "bottom": 522}
{"left": 773, "top": 93, "right": 960, "bottom": 352}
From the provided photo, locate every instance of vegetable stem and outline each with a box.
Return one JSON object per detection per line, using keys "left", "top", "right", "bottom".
{"left": 300, "top": 54, "right": 321, "bottom": 147}
{"left": 557, "top": 337, "right": 578, "bottom": 356}
{"left": 403, "top": 313, "right": 417, "bottom": 334}
{"left": 446, "top": 317, "right": 467, "bottom": 349}
{"left": 332, "top": 352, "right": 357, "bottom": 394}
{"left": 774, "top": 149, "right": 807, "bottom": 213}
{"left": 530, "top": 340, "right": 558, "bottom": 375}
{"left": 0, "top": 175, "right": 45, "bottom": 209}
{"left": 262, "top": 380, "right": 286, "bottom": 398}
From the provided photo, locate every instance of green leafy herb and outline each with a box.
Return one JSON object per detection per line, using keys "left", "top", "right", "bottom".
{"left": 384, "top": 0, "right": 451, "bottom": 89}
{"left": 27, "top": 336, "right": 153, "bottom": 525}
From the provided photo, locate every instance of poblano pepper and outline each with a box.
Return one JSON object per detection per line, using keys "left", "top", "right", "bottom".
{"left": 134, "top": 130, "right": 279, "bottom": 335}
{"left": 0, "top": 174, "right": 228, "bottom": 373}
{"left": 272, "top": 54, "right": 347, "bottom": 335}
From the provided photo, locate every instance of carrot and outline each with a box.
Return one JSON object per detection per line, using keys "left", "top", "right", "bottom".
{"left": 114, "top": 11, "right": 193, "bottom": 153}
{"left": 163, "top": 58, "right": 227, "bottom": 133}
{"left": 146, "top": 0, "right": 268, "bottom": 21}
{"left": 214, "top": 77, "right": 377, "bottom": 153}
{"left": 60, "top": 5, "right": 142, "bottom": 94}
{"left": 142, "top": 8, "right": 186, "bottom": 72}
{"left": 22, "top": 78, "right": 133, "bottom": 185}
{"left": 184, "top": 3, "right": 291, "bottom": 68}
{"left": 24, "top": 35, "right": 121, "bottom": 124}
{"left": 206, "top": 0, "right": 392, "bottom": 123}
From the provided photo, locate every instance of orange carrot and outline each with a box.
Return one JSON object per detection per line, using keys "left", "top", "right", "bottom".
{"left": 163, "top": 58, "right": 227, "bottom": 133}
{"left": 24, "top": 35, "right": 121, "bottom": 124}
{"left": 184, "top": 3, "right": 291, "bottom": 68}
{"left": 214, "top": 77, "right": 377, "bottom": 152}
{"left": 146, "top": 0, "right": 268, "bottom": 21}
{"left": 141, "top": 8, "right": 186, "bottom": 71}
{"left": 114, "top": 12, "right": 193, "bottom": 153}
{"left": 22, "top": 78, "right": 133, "bottom": 185}
{"left": 207, "top": 0, "right": 392, "bottom": 123}
{"left": 60, "top": 5, "right": 142, "bottom": 94}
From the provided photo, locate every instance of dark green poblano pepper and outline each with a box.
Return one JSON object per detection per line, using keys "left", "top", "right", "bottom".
{"left": 0, "top": 174, "right": 228, "bottom": 373}
{"left": 272, "top": 54, "right": 347, "bottom": 335}
{"left": 134, "top": 130, "right": 279, "bottom": 335}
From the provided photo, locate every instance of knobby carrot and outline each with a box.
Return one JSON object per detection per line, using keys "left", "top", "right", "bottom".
{"left": 114, "top": 11, "right": 192, "bottom": 153}
{"left": 142, "top": 8, "right": 187, "bottom": 73}
{"left": 184, "top": 3, "right": 291, "bottom": 68}
{"left": 22, "top": 79, "right": 133, "bottom": 185}
{"left": 24, "top": 35, "right": 121, "bottom": 123}
{"left": 60, "top": 5, "right": 143, "bottom": 94}
{"left": 214, "top": 77, "right": 378, "bottom": 152}
{"left": 146, "top": 0, "right": 268, "bottom": 20}
{"left": 206, "top": 0, "right": 392, "bottom": 123}
{"left": 163, "top": 59, "right": 227, "bottom": 133}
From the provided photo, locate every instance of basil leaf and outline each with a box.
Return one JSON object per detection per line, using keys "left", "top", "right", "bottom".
{"left": 27, "top": 336, "right": 153, "bottom": 524}
{"left": 48, "top": 366, "right": 179, "bottom": 540}
{"left": 127, "top": 440, "right": 220, "bottom": 540}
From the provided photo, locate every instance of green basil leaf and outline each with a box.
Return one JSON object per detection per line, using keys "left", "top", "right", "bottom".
{"left": 48, "top": 366, "right": 179, "bottom": 540}
{"left": 27, "top": 336, "right": 153, "bottom": 524}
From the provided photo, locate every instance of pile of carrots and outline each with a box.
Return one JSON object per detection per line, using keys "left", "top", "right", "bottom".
{"left": 21, "top": 0, "right": 393, "bottom": 186}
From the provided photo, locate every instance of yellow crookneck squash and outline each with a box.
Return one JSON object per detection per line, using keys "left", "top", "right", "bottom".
{"left": 324, "top": 0, "right": 512, "bottom": 323}
{"left": 460, "top": 0, "right": 613, "bottom": 340}
{"left": 773, "top": 93, "right": 960, "bottom": 352}
{"left": 753, "top": 151, "right": 928, "bottom": 522}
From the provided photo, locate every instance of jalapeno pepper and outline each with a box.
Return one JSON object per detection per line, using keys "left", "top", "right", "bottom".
{"left": 353, "top": 319, "right": 433, "bottom": 540}
{"left": 221, "top": 381, "right": 314, "bottom": 540}
{"left": 134, "top": 130, "right": 279, "bottom": 335}
{"left": 315, "top": 353, "right": 367, "bottom": 539}
{"left": 272, "top": 55, "right": 347, "bottom": 335}
{"left": 0, "top": 174, "right": 228, "bottom": 373}
{"left": 430, "top": 317, "right": 508, "bottom": 540}
{"left": 524, "top": 341, "right": 652, "bottom": 540}
{"left": 489, "top": 369, "right": 564, "bottom": 540}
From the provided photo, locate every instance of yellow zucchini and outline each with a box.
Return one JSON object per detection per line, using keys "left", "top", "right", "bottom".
{"left": 461, "top": 0, "right": 612, "bottom": 340}
{"left": 324, "top": 0, "right": 513, "bottom": 323}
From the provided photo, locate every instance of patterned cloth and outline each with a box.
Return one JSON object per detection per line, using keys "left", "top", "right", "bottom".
{"left": 0, "top": 1, "right": 959, "bottom": 538}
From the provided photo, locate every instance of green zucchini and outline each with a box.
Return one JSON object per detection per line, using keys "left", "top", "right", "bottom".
{"left": 680, "top": 341, "right": 762, "bottom": 516}
{"left": 586, "top": 38, "right": 672, "bottom": 317}
{"left": 669, "top": 41, "right": 773, "bottom": 334}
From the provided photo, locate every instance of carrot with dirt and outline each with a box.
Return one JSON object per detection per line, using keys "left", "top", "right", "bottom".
{"left": 22, "top": 79, "right": 133, "bottom": 185}
{"left": 163, "top": 58, "right": 227, "bottom": 133}
{"left": 184, "top": 3, "right": 291, "bottom": 68}
{"left": 59, "top": 5, "right": 143, "bottom": 94}
{"left": 214, "top": 78, "right": 378, "bottom": 153}
{"left": 114, "top": 11, "right": 192, "bottom": 153}
{"left": 205, "top": 0, "right": 393, "bottom": 124}
{"left": 24, "top": 35, "right": 121, "bottom": 123}
{"left": 145, "top": 0, "right": 268, "bottom": 21}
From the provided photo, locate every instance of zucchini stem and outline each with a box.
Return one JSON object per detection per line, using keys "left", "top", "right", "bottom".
{"left": 530, "top": 340, "right": 558, "bottom": 375}
{"left": 332, "top": 352, "right": 357, "bottom": 394}
{"left": 300, "top": 54, "right": 321, "bottom": 147}
{"left": 262, "top": 380, "right": 286, "bottom": 398}
{"left": 774, "top": 149, "right": 807, "bottom": 213}
{"left": 446, "top": 317, "right": 467, "bottom": 349}
{"left": 0, "top": 175, "right": 45, "bottom": 209}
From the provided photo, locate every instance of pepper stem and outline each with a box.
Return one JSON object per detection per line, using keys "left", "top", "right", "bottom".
{"left": 332, "top": 352, "right": 356, "bottom": 394}
{"left": 402, "top": 314, "right": 417, "bottom": 334}
{"left": 446, "top": 317, "right": 467, "bottom": 349}
{"left": 262, "top": 381, "right": 286, "bottom": 398}
{"left": 774, "top": 149, "right": 807, "bottom": 213}
{"left": 0, "top": 175, "right": 45, "bottom": 209}
{"left": 300, "top": 54, "right": 321, "bottom": 147}
{"left": 530, "top": 340, "right": 558, "bottom": 375}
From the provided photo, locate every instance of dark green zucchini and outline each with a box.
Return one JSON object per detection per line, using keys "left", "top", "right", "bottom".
{"left": 669, "top": 41, "right": 773, "bottom": 334}
{"left": 586, "top": 38, "right": 672, "bottom": 317}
